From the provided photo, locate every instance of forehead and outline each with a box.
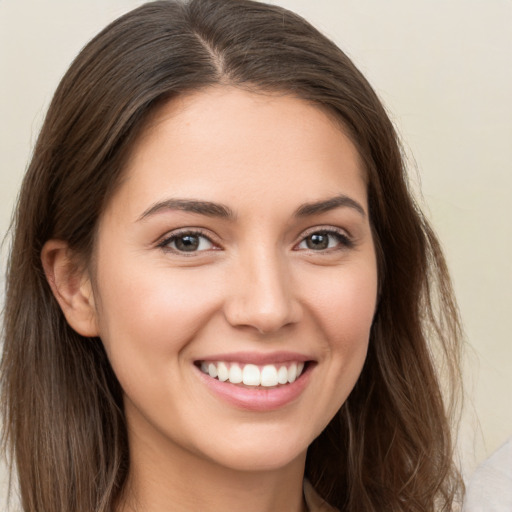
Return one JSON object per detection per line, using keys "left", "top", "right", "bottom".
{"left": 110, "top": 86, "right": 367, "bottom": 218}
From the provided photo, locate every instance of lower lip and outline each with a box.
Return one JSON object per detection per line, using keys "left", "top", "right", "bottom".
{"left": 195, "top": 364, "right": 313, "bottom": 412}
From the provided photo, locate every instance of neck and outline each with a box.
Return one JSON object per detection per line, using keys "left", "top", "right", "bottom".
{"left": 117, "top": 424, "right": 308, "bottom": 512}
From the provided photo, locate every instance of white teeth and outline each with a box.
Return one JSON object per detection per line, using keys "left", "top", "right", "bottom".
{"left": 288, "top": 363, "right": 297, "bottom": 383}
{"left": 217, "top": 362, "right": 229, "bottom": 382}
{"left": 260, "top": 365, "right": 278, "bottom": 387}
{"left": 228, "top": 363, "right": 243, "bottom": 384}
{"left": 208, "top": 363, "right": 218, "bottom": 379}
{"left": 242, "top": 364, "right": 260, "bottom": 386}
{"left": 277, "top": 366, "right": 288, "bottom": 385}
{"left": 199, "top": 360, "right": 307, "bottom": 386}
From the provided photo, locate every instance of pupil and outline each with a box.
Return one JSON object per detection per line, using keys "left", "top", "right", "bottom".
{"left": 307, "top": 233, "right": 328, "bottom": 250}
{"left": 176, "top": 235, "right": 199, "bottom": 252}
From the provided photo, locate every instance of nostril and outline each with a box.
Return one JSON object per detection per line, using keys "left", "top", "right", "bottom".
{"left": 223, "top": 301, "right": 302, "bottom": 335}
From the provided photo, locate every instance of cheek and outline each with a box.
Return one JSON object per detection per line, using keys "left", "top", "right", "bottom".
{"left": 93, "top": 255, "right": 224, "bottom": 362}
{"left": 308, "top": 260, "right": 378, "bottom": 347}
{"left": 292, "top": 259, "right": 377, "bottom": 432}
{"left": 93, "top": 264, "right": 227, "bottom": 418}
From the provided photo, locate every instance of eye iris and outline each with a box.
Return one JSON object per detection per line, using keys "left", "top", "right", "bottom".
{"left": 175, "top": 234, "right": 200, "bottom": 252}
{"left": 306, "top": 232, "right": 329, "bottom": 250}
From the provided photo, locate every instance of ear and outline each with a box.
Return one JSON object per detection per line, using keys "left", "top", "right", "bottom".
{"left": 41, "top": 239, "right": 99, "bottom": 337}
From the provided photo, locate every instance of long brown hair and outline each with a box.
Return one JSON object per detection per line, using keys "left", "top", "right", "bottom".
{"left": 1, "top": 1, "right": 463, "bottom": 510}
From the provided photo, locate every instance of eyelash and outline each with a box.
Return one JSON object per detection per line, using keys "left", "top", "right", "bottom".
{"left": 157, "top": 227, "right": 354, "bottom": 255}
{"left": 157, "top": 229, "right": 217, "bottom": 255}
{"left": 294, "top": 227, "right": 354, "bottom": 253}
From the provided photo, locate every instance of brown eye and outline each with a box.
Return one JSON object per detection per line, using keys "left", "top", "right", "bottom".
{"left": 161, "top": 232, "right": 214, "bottom": 253}
{"left": 306, "top": 232, "right": 330, "bottom": 250}
{"left": 175, "top": 234, "right": 200, "bottom": 251}
{"left": 297, "top": 230, "right": 353, "bottom": 251}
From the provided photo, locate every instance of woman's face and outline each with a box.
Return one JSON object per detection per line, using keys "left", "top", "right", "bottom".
{"left": 92, "top": 87, "right": 378, "bottom": 473}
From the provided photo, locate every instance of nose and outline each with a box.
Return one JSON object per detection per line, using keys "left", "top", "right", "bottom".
{"left": 223, "top": 249, "right": 302, "bottom": 335}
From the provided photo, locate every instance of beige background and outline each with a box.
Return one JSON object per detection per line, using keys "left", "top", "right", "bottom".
{"left": 1, "top": 0, "right": 511, "bottom": 502}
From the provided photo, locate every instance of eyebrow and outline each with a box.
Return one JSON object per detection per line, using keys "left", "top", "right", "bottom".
{"left": 137, "top": 194, "right": 366, "bottom": 222}
{"left": 138, "top": 198, "right": 235, "bottom": 221}
{"left": 294, "top": 194, "right": 366, "bottom": 218}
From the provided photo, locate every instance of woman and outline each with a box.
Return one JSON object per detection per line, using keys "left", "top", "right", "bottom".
{"left": 1, "top": 0, "right": 464, "bottom": 510}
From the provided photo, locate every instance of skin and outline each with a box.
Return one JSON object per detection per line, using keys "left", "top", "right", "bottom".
{"left": 43, "top": 87, "right": 378, "bottom": 512}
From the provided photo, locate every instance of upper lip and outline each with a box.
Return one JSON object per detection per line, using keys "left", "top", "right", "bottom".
{"left": 195, "top": 351, "right": 314, "bottom": 365}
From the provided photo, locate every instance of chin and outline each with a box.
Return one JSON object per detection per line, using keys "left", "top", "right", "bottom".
{"left": 194, "top": 429, "right": 310, "bottom": 473}
{"left": 211, "top": 449, "right": 306, "bottom": 473}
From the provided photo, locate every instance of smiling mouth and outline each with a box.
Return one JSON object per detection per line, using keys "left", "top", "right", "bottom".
{"left": 196, "top": 361, "right": 309, "bottom": 387}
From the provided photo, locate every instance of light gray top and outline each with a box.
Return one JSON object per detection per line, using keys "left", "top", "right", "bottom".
{"left": 463, "top": 437, "right": 512, "bottom": 512}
